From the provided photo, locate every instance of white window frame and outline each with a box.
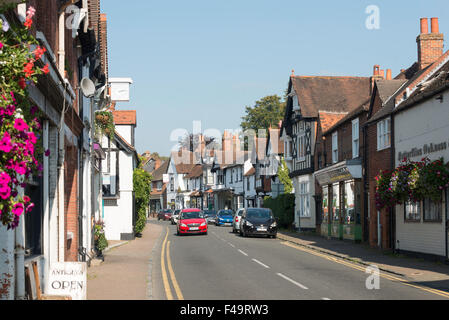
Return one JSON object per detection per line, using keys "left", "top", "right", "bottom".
{"left": 352, "top": 118, "right": 359, "bottom": 159}
{"left": 332, "top": 132, "right": 338, "bottom": 164}
{"left": 377, "top": 118, "right": 391, "bottom": 151}
{"left": 297, "top": 134, "right": 306, "bottom": 161}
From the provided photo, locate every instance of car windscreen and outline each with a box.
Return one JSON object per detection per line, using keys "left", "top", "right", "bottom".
{"left": 246, "top": 209, "right": 273, "bottom": 220}
{"left": 180, "top": 211, "right": 204, "bottom": 219}
{"left": 218, "top": 210, "right": 233, "bottom": 216}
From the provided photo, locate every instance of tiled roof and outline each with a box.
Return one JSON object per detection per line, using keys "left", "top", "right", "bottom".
{"left": 113, "top": 110, "right": 136, "bottom": 125}
{"left": 323, "top": 100, "right": 370, "bottom": 135}
{"left": 151, "top": 160, "right": 169, "bottom": 181}
{"left": 376, "top": 80, "right": 408, "bottom": 103}
{"left": 319, "top": 111, "right": 348, "bottom": 133}
{"left": 291, "top": 76, "right": 371, "bottom": 117}
{"left": 186, "top": 165, "right": 203, "bottom": 179}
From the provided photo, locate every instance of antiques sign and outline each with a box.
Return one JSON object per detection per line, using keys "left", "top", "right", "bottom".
{"left": 398, "top": 141, "right": 448, "bottom": 161}
{"left": 47, "top": 262, "right": 87, "bottom": 300}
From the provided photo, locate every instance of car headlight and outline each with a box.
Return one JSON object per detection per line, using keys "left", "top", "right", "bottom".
{"left": 271, "top": 222, "right": 277, "bottom": 228}
{"left": 200, "top": 222, "right": 207, "bottom": 227}
{"left": 246, "top": 221, "right": 253, "bottom": 227}
{"left": 180, "top": 223, "right": 187, "bottom": 227}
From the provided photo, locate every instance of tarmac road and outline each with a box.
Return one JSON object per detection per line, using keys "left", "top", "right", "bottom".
{"left": 151, "top": 220, "right": 449, "bottom": 300}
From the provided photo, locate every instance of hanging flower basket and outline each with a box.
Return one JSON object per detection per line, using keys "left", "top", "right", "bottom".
{"left": 94, "top": 110, "right": 115, "bottom": 139}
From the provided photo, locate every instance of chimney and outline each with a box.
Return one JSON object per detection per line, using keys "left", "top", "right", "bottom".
{"left": 380, "top": 69, "right": 385, "bottom": 79}
{"left": 370, "top": 65, "right": 384, "bottom": 93}
{"left": 417, "top": 17, "right": 444, "bottom": 70}
{"left": 386, "top": 69, "right": 392, "bottom": 80}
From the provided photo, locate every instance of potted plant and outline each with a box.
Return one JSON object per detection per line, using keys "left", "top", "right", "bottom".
{"left": 94, "top": 221, "right": 108, "bottom": 261}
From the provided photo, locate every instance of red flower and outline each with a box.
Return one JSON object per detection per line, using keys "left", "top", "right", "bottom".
{"left": 24, "top": 60, "right": 34, "bottom": 78}
{"left": 41, "top": 64, "right": 49, "bottom": 75}
{"left": 24, "top": 18, "right": 33, "bottom": 29}
{"left": 33, "top": 46, "right": 46, "bottom": 60}
{"left": 18, "top": 77, "right": 26, "bottom": 89}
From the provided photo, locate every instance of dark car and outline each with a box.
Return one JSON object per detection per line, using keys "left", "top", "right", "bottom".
{"left": 158, "top": 209, "right": 173, "bottom": 221}
{"left": 240, "top": 208, "right": 277, "bottom": 238}
{"left": 203, "top": 210, "right": 217, "bottom": 224}
{"left": 215, "top": 210, "right": 234, "bottom": 226}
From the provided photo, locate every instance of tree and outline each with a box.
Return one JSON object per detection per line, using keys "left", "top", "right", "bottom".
{"left": 240, "top": 95, "right": 286, "bottom": 134}
{"left": 133, "top": 168, "right": 152, "bottom": 235}
{"left": 278, "top": 158, "right": 293, "bottom": 194}
{"left": 178, "top": 133, "right": 217, "bottom": 152}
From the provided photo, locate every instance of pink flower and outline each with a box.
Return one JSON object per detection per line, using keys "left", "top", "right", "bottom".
{"left": 26, "top": 6, "right": 36, "bottom": 20}
{"left": 26, "top": 203, "right": 35, "bottom": 214}
{"left": 0, "top": 186, "right": 11, "bottom": 200}
{"left": 45, "top": 149, "right": 51, "bottom": 157}
{"left": 0, "top": 131, "right": 12, "bottom": 153}
{"left": 27, "top": 132, "right": 37, "bottom": 144}
{"left": 12, "top": 203, "right": 24, "bottom": 217}
{"left": 0, "top": 172, "right": 11, "bottom": 186}
{"left": 23, "top": 196, "right": 31, "bottom": 203}
{"left": 14, "top": 162, "right": 27, "bottom": 175}
{"left": 14, "top": 118, "right": 29, "bottom": 132}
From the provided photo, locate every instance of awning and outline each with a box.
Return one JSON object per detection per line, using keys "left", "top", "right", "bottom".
{"left": 314, "top": 159, "right": 362, "bottom": 186}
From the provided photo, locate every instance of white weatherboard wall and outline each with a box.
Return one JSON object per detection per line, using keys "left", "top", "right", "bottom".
{"left": 394, "top": 89, "right": 449, "bottom": 257}
{"left": 294, "top": 174, "right": 316, "bottom": 230}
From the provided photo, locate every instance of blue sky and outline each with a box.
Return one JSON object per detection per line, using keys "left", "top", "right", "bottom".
{"left": 101, "top": 0, "right": 449, "bottom": 156}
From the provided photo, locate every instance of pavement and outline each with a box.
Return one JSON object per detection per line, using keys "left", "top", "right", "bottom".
{"left": 87, "top": 220, "right": 164, "bottom": 300}
{"left": 277, "top": 231, "right": 449, "bottom": 290}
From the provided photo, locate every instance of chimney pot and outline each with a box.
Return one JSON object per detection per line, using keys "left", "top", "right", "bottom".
{"left": 373, "top": 65, "right": 380, "bottom": 76}
{"left": 431, "top": 17, "right": 439, "bottom": 33}
{"left": 420, "top": 18, "right": 429, "bottom": 34}
{"left": 386, "top": 69, "right": 392, "bottom": 80}
{"left": 380, "top": 69, "right": 385, "bottom": 79}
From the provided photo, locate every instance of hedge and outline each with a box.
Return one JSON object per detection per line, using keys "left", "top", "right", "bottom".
{"left": 263, "top": 193, "right": 295, "bottom": 229}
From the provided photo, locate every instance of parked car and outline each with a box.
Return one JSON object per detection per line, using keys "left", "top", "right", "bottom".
{"left": 171, "top": 209, "right": 181, "bottom": 225}
{"left": 215, "top": 210, "right": 234, "bottom": 226}
{"left": 204, "top": 210, "right": 217, "bottom": 224}
{"left": 240, "top": 208, "right": 277, "bottom": 238}
{"left": 232, "top": 208, "right": 245, "bottom": 233}
{"left": 158, "top": 209, "right": 173, "bottom": 221}
{"left": 177, "top": 209, "right": 208, "bottom": 236}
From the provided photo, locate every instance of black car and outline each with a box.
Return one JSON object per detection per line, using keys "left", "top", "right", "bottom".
{"left": 240, "top": 208, "right": 277, "bottom": 238}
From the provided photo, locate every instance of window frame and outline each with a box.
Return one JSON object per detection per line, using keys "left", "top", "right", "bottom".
{"left": 298, "top": 182, "right": 311, "bottom": 218}
{"left": 352, "top": 118, "right": 359, "bottom": 159}
{"left": 377, "top": 118, "right": 391, "bottom": 151}
{"left": 332, "top": 132, "right": 338, "bottom": 164}
{"left": 423, "top": 197, "right": 443, "bottom": 222}
{"left": 404, "top": 201, "right": 421, "bottom": 222}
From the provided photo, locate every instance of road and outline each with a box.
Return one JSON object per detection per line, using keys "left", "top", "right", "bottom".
{"left": 151, "top": 220, "right": 449, "bottom": 300}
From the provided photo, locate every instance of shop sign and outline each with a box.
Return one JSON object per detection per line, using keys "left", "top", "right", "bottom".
{"left": 398, "top": 141, "right": 448, "bottom": 162}
{"left": 47, "top": 262, "right": 87, "bottom": 300}
{"left": 329, "top": 167, "right": 352, "bottom": 183}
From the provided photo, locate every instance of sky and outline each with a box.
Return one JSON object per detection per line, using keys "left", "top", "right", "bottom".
{"left": 101, "top": 0, "right": 449, "bottom": 157}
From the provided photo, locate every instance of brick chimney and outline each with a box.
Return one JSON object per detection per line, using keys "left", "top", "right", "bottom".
{"left": 370, "top": 65, "right": 384, "bottom": 93}
{"left": 386, "top": 69, "right": 392, "bottom": 80}
{"left": 417, "top": 17, "right": 444, "bottom": 70}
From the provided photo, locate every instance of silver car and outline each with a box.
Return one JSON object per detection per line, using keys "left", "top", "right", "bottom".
{"left": 171, "top": 209, "right": 181, "bottom": 225}
{"left": 232, "top": 208, "right": 245, "bottom": 233}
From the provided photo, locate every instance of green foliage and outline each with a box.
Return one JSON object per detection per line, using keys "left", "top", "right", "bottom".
{"left": 94, "top": 110, "right": 115, "bottom": 140}
{"left": 277, "top": 158, "right": 293, "bottom": 194}
{"left": 94, "top": 222, "right": 108, "bottom": 252}
{"left": 263, "top": 193, "right": 295, "bottom": 229}
{"left": 240, "top": 95, "right": 286, "bottom": 134}
{"left": 133, "top": 168, "right": 152, "bottom": 234}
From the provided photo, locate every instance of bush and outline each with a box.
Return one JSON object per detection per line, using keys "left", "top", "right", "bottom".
{"left": 263, "top": 193, "right": 295, "bottom": 229}
{"left": 133, "top": 168, "right": 152, "bottom": 234}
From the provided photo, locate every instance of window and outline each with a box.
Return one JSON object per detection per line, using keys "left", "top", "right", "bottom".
{"left": 332, "top": 132, "right": 338, "bottom": 164}
{"left": 352, "top": 118, "right": 359, "bottom": 158}
{"left": 297, "top": 134, "right": 306, "bottom": 159}
{"left": 157, "top": 181, "right": 162, "bottom": 191}
{"left": 170, "top": 177, "right": 174, "bottom": 192}
{"left": 404, "top": 201, "right": 421, "bottom": 221}
{"left": 230, "top": 170, "right": 233, "bottom": 183}
{"left": 217, "top": 171, "right": 224, "bottom": 185}
{"left": 377, "top": 118, "right": 391, "bottom": 150}
{"left": 423, "top": 198, "right": 442, "bottom": 222}
{"left": 299, "top": 182, "right": 310, "bottom": 217}
{"left": 247, "top": 177, "right": 250, "bottom": 191}
{"left": 240, "top": 167, "right": 243, "bottom": 181}
{"left": 322, "top": 186, "right": 329, "bottom": 223}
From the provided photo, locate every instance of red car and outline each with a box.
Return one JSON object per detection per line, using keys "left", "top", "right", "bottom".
{"left": 177, "top": 209, "right": 208, "bottom": 236}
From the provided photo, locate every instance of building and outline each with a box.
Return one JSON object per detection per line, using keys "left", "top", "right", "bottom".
{"left": 150, "top": 160, "right": 169, "bottom": 213}
{"left": 281, "top": 72, "right": 371, "bottom": 231}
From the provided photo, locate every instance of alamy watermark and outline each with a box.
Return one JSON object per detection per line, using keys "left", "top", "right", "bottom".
{"left": 365, "top": 264, "right": 380, "bottom": 290}
{"left": 365, "top": 5, "right": 380, "bottom": 30}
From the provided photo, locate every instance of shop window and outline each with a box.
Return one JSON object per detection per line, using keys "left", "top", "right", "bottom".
{"left": 299, "top": 182, "right": 310, "bottom": 217}
{"left": 322, "top": 186, "right": 329, "bottom": 223}
{"left": 423, "top": 198, "right": 442, "bottom": 222}
{"left": 332, "top": 183, "right": 340, "bottom": 223}
{"left": 404, "top": 201, "right": 421, "bottom": 222}
{"left": 344, "top": 181, "right": 355, "bottom": 224}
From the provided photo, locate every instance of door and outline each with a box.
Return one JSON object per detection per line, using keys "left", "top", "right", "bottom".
{"left": 446, "top": 188, "right": 449, "bottom": 260}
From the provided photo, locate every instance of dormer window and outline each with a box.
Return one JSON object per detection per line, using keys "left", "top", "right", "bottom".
{"left": 292, "top": 95, "right": 300, "bottom": 112}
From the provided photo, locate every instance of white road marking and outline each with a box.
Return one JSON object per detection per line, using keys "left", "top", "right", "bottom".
{"left": 238, "top": 249, "right": 248, "bottom": 256}
{"left": 228, "top": 243, "right": 235, "bottom": 248}
{"left": 252, "top": 259, "right": 270, "bottom": 269}
{"left": 276, "top": 273, "right": 308, "bottom": 290}
{"left": 322, "top": 297, "right": 331, "bottom": 300}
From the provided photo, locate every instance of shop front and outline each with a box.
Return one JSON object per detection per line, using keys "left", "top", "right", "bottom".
{"left": 315, "top": 160, "right": 363, "bottom": 241}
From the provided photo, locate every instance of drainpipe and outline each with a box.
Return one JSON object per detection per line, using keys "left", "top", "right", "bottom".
{"left": 14, "top": 205, "right": 25, "bottom": 300}
{"left": 57, "top": 11, "right": 66, "bottom": 262}
{"left": 42, "top": 120, "right": 50, "bottom": 292}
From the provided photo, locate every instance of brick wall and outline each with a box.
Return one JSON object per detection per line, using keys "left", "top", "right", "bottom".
{"left": 64, "top": 140, "right": 79, "bottom": 262}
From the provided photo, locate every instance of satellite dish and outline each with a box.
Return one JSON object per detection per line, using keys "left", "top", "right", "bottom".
{"left": 80, "top": 77, "right": 95, "bottom": 97}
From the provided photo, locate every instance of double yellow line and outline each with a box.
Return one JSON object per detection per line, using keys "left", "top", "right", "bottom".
{"left": 281, "top": 241, "right": 449, "bottom": 299}
{"left": 161, "top": 228, "right": 184, "bottom": 300}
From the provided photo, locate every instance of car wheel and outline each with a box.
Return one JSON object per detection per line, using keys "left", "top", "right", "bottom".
{"left": 272, "top": 234, "right": 277, "bottom": 239}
